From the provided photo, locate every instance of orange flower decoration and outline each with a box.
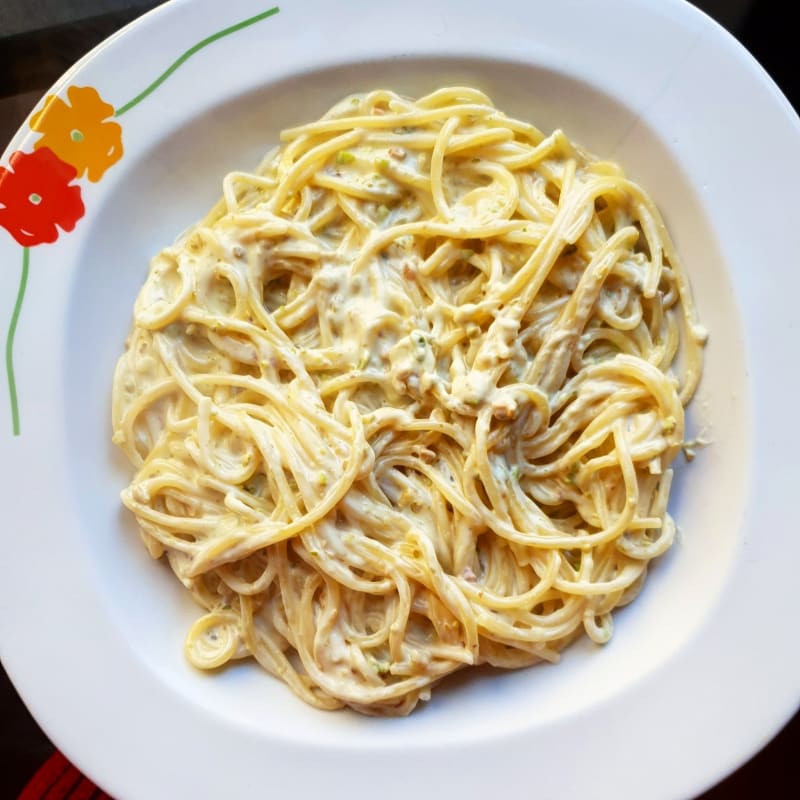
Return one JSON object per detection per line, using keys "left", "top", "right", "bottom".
{"left": 30, "top": 86, "right": 123, "bottom": 183}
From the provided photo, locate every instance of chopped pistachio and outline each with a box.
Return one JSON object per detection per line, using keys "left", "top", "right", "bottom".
{"left": 567, "top": 462, "right": 579, "bottom": 484}
{"left": 367, "top": 655, "right": 391, "bottom": 676}
{"left": 336, "top": 150, "right": 355, "bottom": 165}
{"left": 376, "top": 204, "right": 390, "bottom": 222}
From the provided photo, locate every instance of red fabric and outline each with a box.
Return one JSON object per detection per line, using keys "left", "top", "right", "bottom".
{"left": 63, "top": 778, "right": 101, "bottom": 800}
{"left": 18, "top": 751, "right": 109, "bottom": 800}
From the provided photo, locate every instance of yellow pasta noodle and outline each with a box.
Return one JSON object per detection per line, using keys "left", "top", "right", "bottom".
{"left": 112, "top": 87, "right": 706, "bottom": 715}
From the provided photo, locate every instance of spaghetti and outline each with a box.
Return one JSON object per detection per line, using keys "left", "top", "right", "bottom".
{"left": 112, "top": 87, "right": 706, "bottom": 715}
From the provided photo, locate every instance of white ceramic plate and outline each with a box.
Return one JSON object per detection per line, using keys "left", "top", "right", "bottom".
{"left": 1, "top": 1, "right": 798, "bottom": 797}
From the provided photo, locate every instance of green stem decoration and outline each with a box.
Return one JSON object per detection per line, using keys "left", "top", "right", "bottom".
{"left": 114, "top": 6, "right": 280, "bottom": 117}
{"left": 4, "top": 8, "right": 282, "bottom": 435}
{"left": 6, "top": 246, "right": 29, "bottom": 436}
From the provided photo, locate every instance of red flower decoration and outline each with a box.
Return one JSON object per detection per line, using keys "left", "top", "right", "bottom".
{"left": 0, "top": 147, "right": 85, "bottom": 247}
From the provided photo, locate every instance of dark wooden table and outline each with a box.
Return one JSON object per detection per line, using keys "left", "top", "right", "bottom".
{"left": 1, "top": 1, "right": 797, "bottom": 797}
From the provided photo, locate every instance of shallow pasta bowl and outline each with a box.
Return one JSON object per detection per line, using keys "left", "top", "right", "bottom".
{"left": 0, "top": 0, "right": 798, "bottom": 798}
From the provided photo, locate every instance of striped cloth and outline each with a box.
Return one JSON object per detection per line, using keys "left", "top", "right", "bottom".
{"left": 18, "top": 752, "right": 110, "bottom": 800}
